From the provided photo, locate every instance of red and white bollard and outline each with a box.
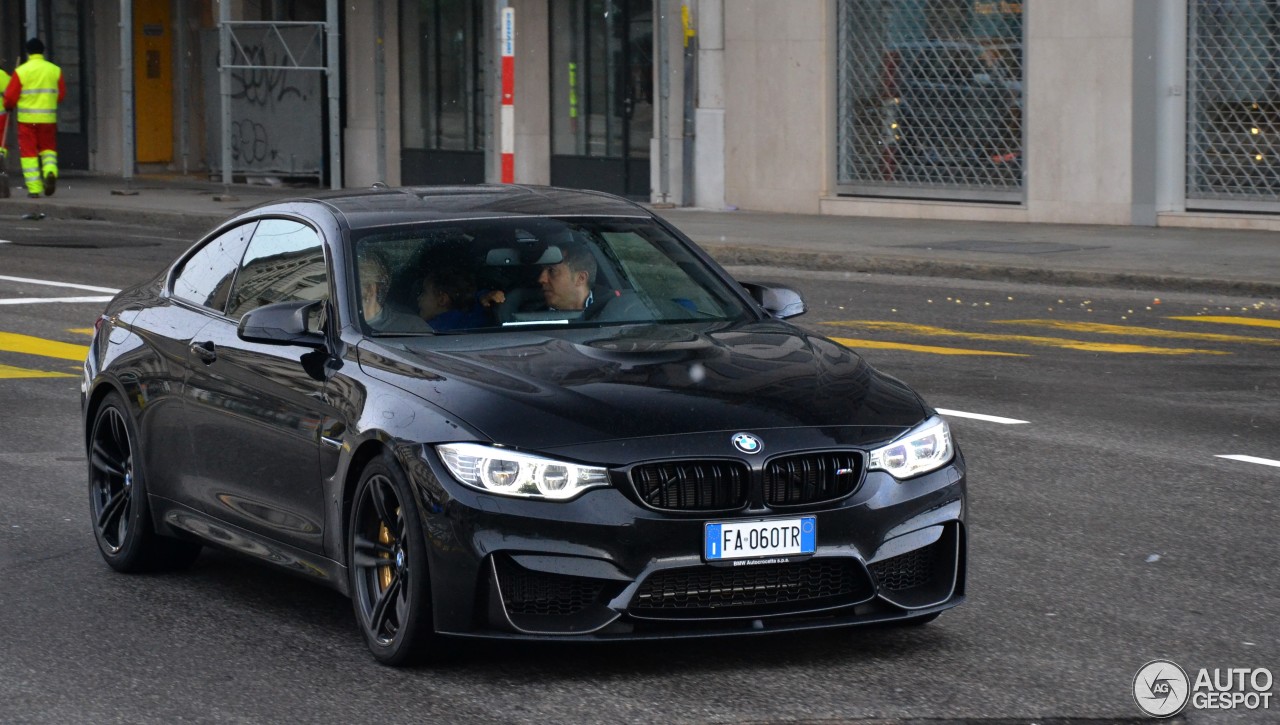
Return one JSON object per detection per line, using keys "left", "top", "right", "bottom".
{"left": 500, "top": 7, "right": 515, "bottom": 184}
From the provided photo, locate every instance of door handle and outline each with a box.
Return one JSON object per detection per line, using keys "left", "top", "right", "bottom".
{"left": 190, "top": 340, "right": 217, "bottom": 364}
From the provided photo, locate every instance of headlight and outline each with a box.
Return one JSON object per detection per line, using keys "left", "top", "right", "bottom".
{"left": 435, "top": 443, "right": 609, "bottom": 501}
{"left": 868, "top": 416, "right": 953, "bottom": 480}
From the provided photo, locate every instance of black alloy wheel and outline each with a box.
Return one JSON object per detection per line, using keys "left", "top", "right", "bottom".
{"left": 88, "top": 392, "right": 200, "bottom": 572}
{"left": 349, "top": 453, "right": 435, "bottom": 665}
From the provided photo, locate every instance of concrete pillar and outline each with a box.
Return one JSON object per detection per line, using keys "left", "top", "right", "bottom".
{"left": 344, "top": 4, "right": 401, "bottom": 187}
{"left": 1025, "top": 0, "right": 1135, "bottom": 224}
{"left": 651, "top": 0, "right": 689, "bottom": 205}
{"left": 1133, "top": 1, "right": 1187, "bottom": 224}
{"left": 401, "top": 0, "right": 425, "bottom": 150}
{"left": 722, "top": 0, "right": 827, "bottom": 213}
{"left": 385, "top": 3, "right": 402, "bottom": 186}
{"left": 1154, "top": 0, "right": 1188, "bottom": 217}
{"left": 694, "top": 0, "right": 725, "bottom": 209}
{"left": 91, "top": 0, "right": 123, "bottom": 174}
{"left": 515, "top": 0, "right": 551, "bottom": 185}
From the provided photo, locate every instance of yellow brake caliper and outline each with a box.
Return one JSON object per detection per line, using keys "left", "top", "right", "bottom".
{"left": 378, "top": 521, "right": 394, "bottom": 591}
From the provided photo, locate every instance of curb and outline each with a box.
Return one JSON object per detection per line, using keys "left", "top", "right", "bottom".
{"left": 699, "top": 243, "right": 1280, "bottom": 299}
{"left": 2, "top": 202, "right": 236, "bottom": 232}
{"left": 5, "top": 200, "right": 1277, "bottom": 299}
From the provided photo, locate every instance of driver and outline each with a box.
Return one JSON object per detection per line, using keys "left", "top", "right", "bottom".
{"left": 536, "top": 244, "right": 598, "bottom": 311}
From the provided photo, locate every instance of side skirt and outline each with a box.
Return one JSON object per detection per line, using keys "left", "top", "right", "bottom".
{"left": 150, "top": 496, "right": 350, "bottom": 597}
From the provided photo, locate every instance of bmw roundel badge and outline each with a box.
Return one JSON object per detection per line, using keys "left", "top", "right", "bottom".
{"left": 732, "top": 433, "right": 763, "bottom": 454}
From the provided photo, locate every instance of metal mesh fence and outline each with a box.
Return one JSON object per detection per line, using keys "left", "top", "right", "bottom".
{"left": 1187, "top": 0, "right": 1280, "bottom": 207}
{"left": 836, "top": 0, "right": 1024, "bottom": 201}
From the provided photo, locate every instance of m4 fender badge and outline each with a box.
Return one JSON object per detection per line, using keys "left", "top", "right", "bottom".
{"left": 732, "top": 433, "right": 763, "bottom": 454}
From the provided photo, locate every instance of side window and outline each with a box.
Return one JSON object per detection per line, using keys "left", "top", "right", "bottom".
{"left": 226, "top": 219, "right": 329, "bottom": 320}
{"left": 171, "top": 222, "right": 256, "bottom": 312}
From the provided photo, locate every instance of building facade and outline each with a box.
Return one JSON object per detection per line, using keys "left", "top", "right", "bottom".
{"left": 9, "top": 1, "right": 1280, "bottom": 231}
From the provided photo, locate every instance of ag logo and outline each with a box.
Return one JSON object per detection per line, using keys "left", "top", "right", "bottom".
{"left": 732, "top": 433, "right": 763, "bottom": 454}
{"left": 1133, "top": 659, "right": 1190, "bottom": 718}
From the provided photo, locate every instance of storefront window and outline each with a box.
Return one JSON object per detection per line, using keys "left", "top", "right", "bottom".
{"left": 552, "top": 0, "right": 621, "bottom": 158}
{"left": 549, "top": 0, "right": 652, "bottom": 197}
{"left": 401, "top": 0, "right": 485, "bottom": 152}
{"left": 836, "top": 0, "right": 1024, "bottom": 200}
{"left": 1187, "top": 0, "right": 1280, "bottom": 208}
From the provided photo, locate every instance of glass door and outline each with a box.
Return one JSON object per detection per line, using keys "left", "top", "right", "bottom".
{"left": 400, "top": 0, "right": 487, "bottom": 184}
{"left": 550, "top": 0, "right": 652, "bottom": 198}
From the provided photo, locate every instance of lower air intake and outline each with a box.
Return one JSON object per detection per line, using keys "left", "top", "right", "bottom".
{"left": 868, "top": 523, "right": 960, "bottom": 610}
{"left": 869, "top": 543, "right": 938, "bottom": 592}
{"left": 496, "top": 558, "right": 607, "bottom": 617}
{"left": 629, "top": 558, "right": 872, "bottom": 619}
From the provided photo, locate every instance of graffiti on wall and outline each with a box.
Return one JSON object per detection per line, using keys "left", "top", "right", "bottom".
{"left": 202, "top": 28, "right": 323, "bottom": 178}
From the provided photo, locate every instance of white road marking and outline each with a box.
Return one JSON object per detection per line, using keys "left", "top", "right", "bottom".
{"left": 1216, "top": 455, "right": 1280, "bottom": 469}
{"left": 0, "top": 296, "right": 115, "bottom": 305}
{"left": 0, "top": 275, "right": 120, "bottom": 294}
{"left": 935, "top": 408, "right": 1030, "bottom": 425}
{"left": 0, "top": 239, "right": 10, "bottom": 244}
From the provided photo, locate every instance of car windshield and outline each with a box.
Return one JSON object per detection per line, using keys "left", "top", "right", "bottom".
{"left": 351, "top": 216, "right": 749, "bottom": 334}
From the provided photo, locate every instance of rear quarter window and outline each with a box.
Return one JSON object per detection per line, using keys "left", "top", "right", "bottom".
{"left": 171, "top": 222, "right": 257, "bottom": 312}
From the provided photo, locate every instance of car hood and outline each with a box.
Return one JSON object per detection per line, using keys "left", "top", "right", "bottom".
{"left": 356, "top": 321, "right": 927, "bottom": 450}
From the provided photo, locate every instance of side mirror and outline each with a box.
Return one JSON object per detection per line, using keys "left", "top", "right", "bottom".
{"left": 740, "top": 282, "right": 806, "bottom": 319}
{"left": 238, "top": 299, "right": 328, "bottom": 348}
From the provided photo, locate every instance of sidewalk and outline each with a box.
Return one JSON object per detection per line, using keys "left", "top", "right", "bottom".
{"left": 3, "top": 172, "right": 1278, "bottom": 298}
{"left": 0, "top": 173, "right": 299, "bottom": 229}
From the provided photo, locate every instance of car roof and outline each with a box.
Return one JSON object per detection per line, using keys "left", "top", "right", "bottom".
{"left": 266, "top": 184, "right": 652, "bottom": 231}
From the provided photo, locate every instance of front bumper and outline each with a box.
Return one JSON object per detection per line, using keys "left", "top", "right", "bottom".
{"left": 407, "top": 442, "right": 967, "bottom": 641}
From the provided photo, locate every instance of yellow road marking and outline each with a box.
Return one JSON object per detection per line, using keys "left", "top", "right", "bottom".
{"left": 1167, "top": 316, "right": 1280, "bottom": 330}
{"left": 0, "top": 331, "right": 90, "bottom": 361}
{"left": 830, "top": 337, "right": 1028, "bottom": 357}
{"left": 0, "top": 363, "right": 76, "bottom": 379}
{"left": 993, "top": 319, "right": 1280, "bottom": 345}
{"left": 67, "top": 328, "right": 95, "bottom": 336}
{"left": 825, "top": 321, "right": 1229, "bottom": 355}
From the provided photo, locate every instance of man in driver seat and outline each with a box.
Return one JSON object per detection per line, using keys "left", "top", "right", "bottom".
{"left": 537, "top": 244, "right": 598, "bottom": 311}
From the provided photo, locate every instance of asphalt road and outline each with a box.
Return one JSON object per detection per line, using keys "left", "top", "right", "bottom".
{"left": 0, "top": 218, "right": 1276, "bottom": 724}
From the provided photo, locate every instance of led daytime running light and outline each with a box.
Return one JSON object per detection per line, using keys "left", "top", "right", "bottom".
{"left": 435, "top": 443, "right": 609, "bottom": 500}
{"left": 868, "top": 416, "right": 953, "bottom": 480}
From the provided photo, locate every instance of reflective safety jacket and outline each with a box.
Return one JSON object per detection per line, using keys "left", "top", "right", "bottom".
{"left": 0, "top": 70, "right": 8, "bottom": 118}
{"left": 3, "top": 54, "right": 66, "bottom": 124}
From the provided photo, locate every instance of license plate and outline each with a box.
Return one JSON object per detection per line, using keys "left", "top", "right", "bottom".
{"left": 704, "top": 517, "right": 816, "bottom": 561}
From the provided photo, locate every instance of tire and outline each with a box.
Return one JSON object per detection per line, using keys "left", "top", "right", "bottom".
{"left": 88, "top": 392, "right": 201, "bottom": 573}
{"left": 348, "top": 452, "right": 437, "bottom": 666}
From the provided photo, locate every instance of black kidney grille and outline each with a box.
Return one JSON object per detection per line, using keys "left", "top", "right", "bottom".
{"left": 631, "top": 559, "right": 865, "bottom": 614}
{"left": 497, "top": 560, "right": 606, "bottom": 617}
{"left": 763, "top": 453, "right": 863, "bottom": 506}
{"left": 631, "top": 461, "right": 749, "bottom": 511}
{"left": 869, "top": 544, "right": 938, "bottom": 592}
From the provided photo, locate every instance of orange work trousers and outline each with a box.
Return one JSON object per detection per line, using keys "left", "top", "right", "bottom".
{"left": 18, "top": 122, "right": 58, "bottom": 196}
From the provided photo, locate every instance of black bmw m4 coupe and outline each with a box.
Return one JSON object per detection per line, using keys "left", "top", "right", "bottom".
{"left": 82, "top": 185, "right": 966, "bottom": 665}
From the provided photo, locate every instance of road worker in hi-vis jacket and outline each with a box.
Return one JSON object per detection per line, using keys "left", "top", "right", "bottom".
{"left": 4, "top": 38, "right": 65, "bottom": 198}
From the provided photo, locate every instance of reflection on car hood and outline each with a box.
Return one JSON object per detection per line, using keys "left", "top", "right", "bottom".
{"left": 357, "top": 321, "right": 927, "bottom": 449}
